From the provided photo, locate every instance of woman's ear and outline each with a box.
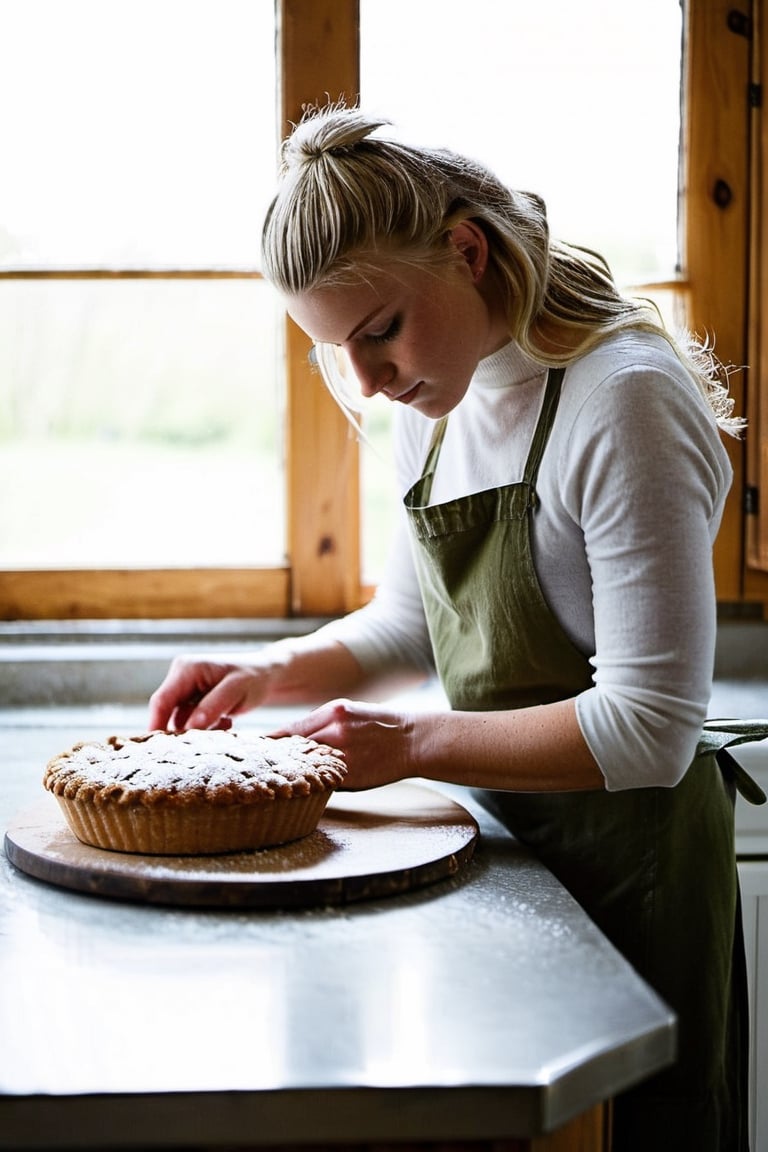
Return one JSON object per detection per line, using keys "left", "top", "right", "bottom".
{"left": 450, "top": 220, "right": 489, "bottom": 283}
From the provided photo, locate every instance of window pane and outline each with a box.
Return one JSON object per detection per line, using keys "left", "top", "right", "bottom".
{"left": 0, "top": 0, "right": 276, "bottom": 269}
{"left": 359, "top": 0, "right": 682, "bottom": 581}
{"left": 361, "top": 0, "right": 681, "bottom": 286}
{"left": 0, "top": 279, "right": 284, "bottom": 567}
{"left": 360, "top": 395, "right": 397, "bottom": 586}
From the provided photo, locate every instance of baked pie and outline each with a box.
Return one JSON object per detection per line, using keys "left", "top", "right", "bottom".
{"left": 43, "top": 729, "right": 347, "bottom": 855}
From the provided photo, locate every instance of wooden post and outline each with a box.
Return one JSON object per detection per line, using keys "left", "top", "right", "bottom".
{"left": 278, "top": 0, "right": 362, "bottom": 617}
{"left": 745, "top": 0, "right": 768, "bottom": 601}
{"left": 684, "top": 0, "right": 751, "bottom": 600}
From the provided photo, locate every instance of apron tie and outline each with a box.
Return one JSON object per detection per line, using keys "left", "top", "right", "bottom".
{"left": 697, "top": 718, "right": 768, "bottom": 804}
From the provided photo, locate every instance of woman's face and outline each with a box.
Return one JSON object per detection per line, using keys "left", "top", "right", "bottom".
{"left": 285, "top": 224, "right": 509, "bottom": 419}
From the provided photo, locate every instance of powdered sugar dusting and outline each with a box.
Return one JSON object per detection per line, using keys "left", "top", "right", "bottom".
{"left": 44, "top": 729, "right": 346, "bottom": 804}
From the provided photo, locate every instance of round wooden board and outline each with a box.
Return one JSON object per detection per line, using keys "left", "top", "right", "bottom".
{"left": 4, "top": 783, "right": 478, "bottom": 909}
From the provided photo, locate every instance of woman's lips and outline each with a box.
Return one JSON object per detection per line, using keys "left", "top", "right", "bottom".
{"left": 390, "top": 381, "right": 422, "bottom": 404}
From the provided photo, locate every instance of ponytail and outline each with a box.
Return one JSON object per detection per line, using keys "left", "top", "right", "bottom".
{"left": 262, "top": 102, "right": 745, "bottom": 437}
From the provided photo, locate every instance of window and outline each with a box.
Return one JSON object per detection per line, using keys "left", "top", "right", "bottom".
{"left": 360, "top": 0, "right": 682, "bottom": 290}
{"left": 1, "top": 0, "right": 288, "bottom": 615}
{"left": 358, "top": 0, "right": 685, "bottom": 591}
{"left": 4, "top": 0, "right": 759, "bottom": 619}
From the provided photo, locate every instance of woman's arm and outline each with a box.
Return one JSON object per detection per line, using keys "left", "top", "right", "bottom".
{"left": 147, "top": 633, "right": 427, "bottom": 733}
{"left": 555, "top": 356, "right": 732, "bottom": 789}
{"left": 149, "top": 505, "right": 434, "bottom": 733}
{"left": 271, "top": 695, "right": 606, "bottom": 792}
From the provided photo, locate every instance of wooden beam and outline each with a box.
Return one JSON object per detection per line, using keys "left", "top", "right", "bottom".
{"left": 0, "top": 568, "right": 290, "bottom": 621}
{"left": 684, "top": 0, "right": 751, "bottom": 600}
{"left": 0, "top": 269, "right": 262, "bottom": 279}
{"left": 278, "top": 0, "right": 362, "bottom": 616}
{"left": 745, "top": 0, "right": 768, "bottom": 606}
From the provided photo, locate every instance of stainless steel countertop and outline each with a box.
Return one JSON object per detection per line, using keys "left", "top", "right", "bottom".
{"left": 0, "top": 707, "right": 675, "bottom": 1150}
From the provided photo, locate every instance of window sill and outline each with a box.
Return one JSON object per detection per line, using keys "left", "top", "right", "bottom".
{"left": 0, "top": 618, "right": 332, "bottom": 708}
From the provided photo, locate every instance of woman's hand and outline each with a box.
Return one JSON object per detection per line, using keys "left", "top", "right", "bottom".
{"left": 270, "top": 699, "right": 416, "bottom": 790}
{"left": 148, "top": 656, "right": 275, "bottom": 732}
{"left": 147, "top": 638, "right": 384, "bottom": 734}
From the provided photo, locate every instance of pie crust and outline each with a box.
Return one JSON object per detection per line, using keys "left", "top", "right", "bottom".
{"left": 43, "top": 729, "right": 347, "bottom": 856}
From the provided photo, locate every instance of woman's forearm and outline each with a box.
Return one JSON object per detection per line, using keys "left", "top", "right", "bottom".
{"left": 261, "top": 635, "right": 427, "bottom": 705}
{"left": 413, "top": 698, "right": 605, "bottom": 791}
{"left": 278, "top": 694, "right": 606, "bottom": 793}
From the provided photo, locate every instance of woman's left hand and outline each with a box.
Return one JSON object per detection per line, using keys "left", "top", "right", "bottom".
{"left": 269, "top": 699, "right": 415, "bottom": 790}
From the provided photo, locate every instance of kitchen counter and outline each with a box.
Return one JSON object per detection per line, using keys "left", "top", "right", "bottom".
{"left": 0, "top": 706, "right": 675, "bottom": 1152}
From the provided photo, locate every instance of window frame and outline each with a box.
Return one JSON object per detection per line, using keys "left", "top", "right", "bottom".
{"left": 746, "top": 0, "right": 768, "bottom": 591}
{"left": 685, "top": 0, "right": 768, "bottom": 608}
{"left": 0, "top": 0, "right": 361, "bottom": 621}
{"left": 2, "top": 0, "right": 767, "bottom": 620}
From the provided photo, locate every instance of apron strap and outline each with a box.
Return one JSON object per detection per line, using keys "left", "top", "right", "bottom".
{"left": 422, "top": 416, "right": 449, "bottom": 478}
{"left": 412, "top": 364, "right": 566, "bottom": 506}
{"left": 522, "top": 366, "right": 566, "bottom": 488}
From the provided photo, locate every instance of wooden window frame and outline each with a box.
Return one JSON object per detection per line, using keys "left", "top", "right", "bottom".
{"left": 3, "top": 0, "right": 768, "bottom": 620}
{"left": 0, "top": 0, "right": 361, "bottom": 622}
{"left": 686, "top": 0, "right": 768, "bottom": 610}
{"left": 746, "top": 0, "right": 768, "bottom": 586}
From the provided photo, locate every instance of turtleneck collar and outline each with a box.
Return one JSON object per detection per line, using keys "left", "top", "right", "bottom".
{"left": 473, "top": 340, "right": 545, "bottom": 390}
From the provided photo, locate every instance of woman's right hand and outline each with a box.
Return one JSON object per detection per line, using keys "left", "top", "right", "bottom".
{"left": 147, "top": 633, "right": 411, "bottom": 735}
{"left": 147, "top": 655, "right": 275, "bottom": 733}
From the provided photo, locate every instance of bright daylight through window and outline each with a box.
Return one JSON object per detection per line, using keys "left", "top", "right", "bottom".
{"left": 1, "top": 0, "right": 682, "bottom": 588}
{"left": 0, "top": 0, "right": 281, "bottom": 570}
{"left": 358, "top": 0, "right": 683, "bottom": 582}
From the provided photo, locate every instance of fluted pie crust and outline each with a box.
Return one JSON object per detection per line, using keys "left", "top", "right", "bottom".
{"left": 43, "top": 729, "right": 347, "bottom": 856}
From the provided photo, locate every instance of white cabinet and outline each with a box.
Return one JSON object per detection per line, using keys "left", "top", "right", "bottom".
{"left": 738, "top": 860, "right": 768, "bottom": 1152}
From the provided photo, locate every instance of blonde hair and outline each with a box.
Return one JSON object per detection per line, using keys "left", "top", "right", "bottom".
{"left": 262, "top": 102, "right": 744, "bottom": 436}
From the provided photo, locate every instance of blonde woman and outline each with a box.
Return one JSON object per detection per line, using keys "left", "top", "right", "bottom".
{"left": 150, "top": 105, "right": 768, "bottom": 1151}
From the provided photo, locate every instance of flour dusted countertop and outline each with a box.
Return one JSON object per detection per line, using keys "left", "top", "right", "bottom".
{"left": 0, "top": 708, "right": 674, "bottom": 1151}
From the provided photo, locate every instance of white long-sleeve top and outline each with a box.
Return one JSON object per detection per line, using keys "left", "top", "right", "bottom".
{"left": 318, "top": 332, "right": 733, "bottom": 791}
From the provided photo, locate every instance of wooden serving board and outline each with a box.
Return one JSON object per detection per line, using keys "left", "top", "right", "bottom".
{"left": 4, "top": 783, "right": 478, "bottom": 909}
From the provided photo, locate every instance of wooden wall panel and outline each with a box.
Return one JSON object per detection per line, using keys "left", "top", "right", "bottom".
{"left": 685, "top": 0, "right": 752, "bottom": 601}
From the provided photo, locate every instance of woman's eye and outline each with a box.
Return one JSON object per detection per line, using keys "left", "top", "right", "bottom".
{"left": 369, "top": 316, "right": 402, "bottom": 345}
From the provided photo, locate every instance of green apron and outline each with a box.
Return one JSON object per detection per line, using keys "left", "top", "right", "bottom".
{"left": 404, "top": 367, "right": 768, "bottom": 1152}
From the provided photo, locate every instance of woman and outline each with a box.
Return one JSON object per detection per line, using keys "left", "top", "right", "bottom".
{"left": 149, "top": 104, "right": 766, "bottom": 1150}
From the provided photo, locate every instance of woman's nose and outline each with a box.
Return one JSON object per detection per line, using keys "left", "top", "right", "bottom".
{"left": 346, "top": 347, "right": 395, "bottom": 398}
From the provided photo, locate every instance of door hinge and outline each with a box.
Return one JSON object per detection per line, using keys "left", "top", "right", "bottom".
{"left": 749, "top": 82, "right": 762, "bottom": 108}
{"left": 744, "top": 485, "right": 760, "bottom": 515}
